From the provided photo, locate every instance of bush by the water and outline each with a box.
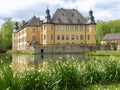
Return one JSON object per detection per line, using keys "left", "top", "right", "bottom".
{"left": 0, "top": 57, "right": 120, "bottom": 90}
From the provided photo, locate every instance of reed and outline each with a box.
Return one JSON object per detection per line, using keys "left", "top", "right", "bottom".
{"left": 0, "top": 56, "right": 120, "bottom": 89}
{"left": 0, "top": 65, "right": 21, "bottom": 90}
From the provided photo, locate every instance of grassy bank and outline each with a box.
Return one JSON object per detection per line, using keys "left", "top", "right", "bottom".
{"left": 1, "top": 57, "right": 120, "bottom": 90}
{"left": 86, "top": 51, "right": 120, "bottom": 56}
{"left": 83, "top": 83, "right": 120, "bottom": 90}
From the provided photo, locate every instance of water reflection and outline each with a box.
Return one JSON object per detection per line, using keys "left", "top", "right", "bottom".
{"left": 12, "top": 53, "right": 86, "bottom": 70}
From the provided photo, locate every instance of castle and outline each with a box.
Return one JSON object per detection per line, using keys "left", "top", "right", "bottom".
{"left": 12, "top": 8, "right": 96, "bottom": 53}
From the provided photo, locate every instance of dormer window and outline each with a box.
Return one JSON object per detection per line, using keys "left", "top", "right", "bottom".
{"left": 72, "top": 13, "right": 74, "bottom": 16}
{"left": 58, "top": 18, "right": 61, "bottom": 23}
{"left": 77, "top": 19, "right": 81, "bottom": 23}
{"left": 68, "top": 18, "right": 72, "bottom": 23}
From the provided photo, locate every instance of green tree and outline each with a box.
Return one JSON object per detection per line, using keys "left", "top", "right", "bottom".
{"left": 109, "top": 20, "right": 120, "bottom": 33}
{"left": 0, "top": 18, "right": 14, "bottom": 52}
{"left": 96, "top": 21, "right": 110, "bottom": 44}
{"left": 96, "top": 20, "right": 120, "bottom": 44}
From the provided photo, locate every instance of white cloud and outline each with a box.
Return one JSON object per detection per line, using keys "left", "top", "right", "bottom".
{"left": 0, "top": 0, "right": 120, "bottom": 27}
{"left": 0, "top": 0, "right": 41, "bottom": 14}
{"left": 94, "top": 11, "right": 112, "bottom": 21}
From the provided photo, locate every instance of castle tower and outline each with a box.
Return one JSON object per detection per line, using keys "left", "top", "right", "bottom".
{"left": 43, "top": 8, "right": 54, "bottom": 45}
{"left": 88, "top": 9, "right": 95, "bottom": 24}
{"left": 86, "top": 9, "right": 96, "bottom": 45}
{"left": 44, "top": 8, "right": 52, "bottom": 23}
{"left": 13, "top": 22, "right": 19, "bottom": 32}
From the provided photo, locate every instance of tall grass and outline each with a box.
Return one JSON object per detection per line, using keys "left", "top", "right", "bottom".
{"left": 0, "top": 65, "right": 21, "bottom": 90}
{"left": 0, "top": 57, "right": 120, "bottom": 90}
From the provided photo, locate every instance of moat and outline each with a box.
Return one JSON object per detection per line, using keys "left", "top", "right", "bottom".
{"left": 0, "top": 53, "right": 87, "bottom": 69}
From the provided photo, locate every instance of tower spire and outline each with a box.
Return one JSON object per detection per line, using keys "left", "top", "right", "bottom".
{"left": 14, "top": 22, "right": 19, "bottom": 32}
{"left": 88, "top": 8, "right": 95, "bottom": 24}
{"left": 44, "top": 6, "right": 51, "bottom": 23}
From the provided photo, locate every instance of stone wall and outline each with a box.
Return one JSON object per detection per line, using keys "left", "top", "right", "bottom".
{"left": 27, "top": 45, "right": 93, "bottom": 54}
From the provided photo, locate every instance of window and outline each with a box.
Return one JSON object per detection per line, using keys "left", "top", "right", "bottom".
{"left": 66, "top": 35, "right": 69, "bottom": 40}
{"left": 32, "top": 28, "right": 35, "bottom": 33}
{"left": 57, "top": 35, "right": 60, "bottom": 40}
{"left": 44, "top": 35, "right": 46, "bottom": 40}
{"left": 62, "top": 35, "right": 64, "bottom": 40}
{"left": 66, "top": 42, "right": 69, "bottom": 44}
{"left": 86, "top": 25, "right": 90, "bottom": 31}
{"left": 75, "top": 25, "right": 78, "bottom": 31}
{"left": 24, "top": 37, "right": 26, "bottom": 42}
{"left": 72, "top": 25, "right": 74, "bottom": 31}
{"left": 44, "top": 25, "right": 46, "bottom": 30}
{"left": 80, "top": 35, "right": 83, "bottom": 40}
{"left": 55, "top": 25, "right": 58, "bottom": 31}
{"left": 76, "top": 35, "right": 79, "bottom": 40}
{"left": 32, "top": 36, "right": 36, "bottom": 43}
{"left": 88, "top": 35, "right": 90, "bottom": 40}
{"left": 61, "top": 25, "right": 64, "bottom": 31}
{"left": 71, "top": 35, "right": 74, "bottom": 40}
{"left": 70, "top": 26, "right": 73, "bottom": 31}
{"left": 66, "top": 25, "right": 69, "bottom": 31}
{"left": 80, "top": 25, "right": 83, "bottom": 31}
{"left": 22, "top": 37, "right": 24, "bottom": 42}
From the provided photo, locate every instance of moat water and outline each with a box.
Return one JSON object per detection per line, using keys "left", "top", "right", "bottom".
{"left": 0, "top": 53, "right": 88, "bottom": 70}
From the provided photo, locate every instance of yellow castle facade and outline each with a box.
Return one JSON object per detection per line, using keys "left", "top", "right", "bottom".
{"left": 12, "top": 8, "right": 96, "bottom": 53}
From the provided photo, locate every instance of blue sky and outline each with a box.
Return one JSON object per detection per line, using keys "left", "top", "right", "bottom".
{"left": 0, "top": 0, "right": 120, "bottom": 27}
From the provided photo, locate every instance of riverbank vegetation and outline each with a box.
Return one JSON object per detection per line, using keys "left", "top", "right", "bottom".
{"left": 96, "top": 20, "right": 120, "bottom": 44}
{"left": 86, "top": 51, "right": 120, "bottom": 56}
{"left": 0, "top": 18, "right": 14, "bottom": 52}
{"left": 0, "top": 56, "right": 120, "bottom": 90}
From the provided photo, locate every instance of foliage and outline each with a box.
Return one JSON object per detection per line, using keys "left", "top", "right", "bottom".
{"left": 0, "top": 18, "right": 14, "bottom": 52}
{"left": 83, "top": 83, "right": 120, "bottom": 90}
{"left": 0, "top": 54, "right": 12, "bottom": 67}
{"left": 1, "top": 56, "right": 120, "bottom": 89}
{"left": 96, "top": 20, "right": 120, "bottom": 44}
{"left": 86, "top": 51, "right": 120, "bottom": 56}
{"left": 0, "top": 65, "right": 21, "bottom": 90}
{"left": 96, "top": 21, "right": 110, "bottom": 44}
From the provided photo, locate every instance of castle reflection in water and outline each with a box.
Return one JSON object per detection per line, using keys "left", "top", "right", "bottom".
{"left": 12, "top": 54, "right": 85, "bottom": 70}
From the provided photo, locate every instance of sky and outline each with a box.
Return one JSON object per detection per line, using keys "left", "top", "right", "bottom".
{"left": 0, "top": 0, "right": 120, "bottom": 27}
